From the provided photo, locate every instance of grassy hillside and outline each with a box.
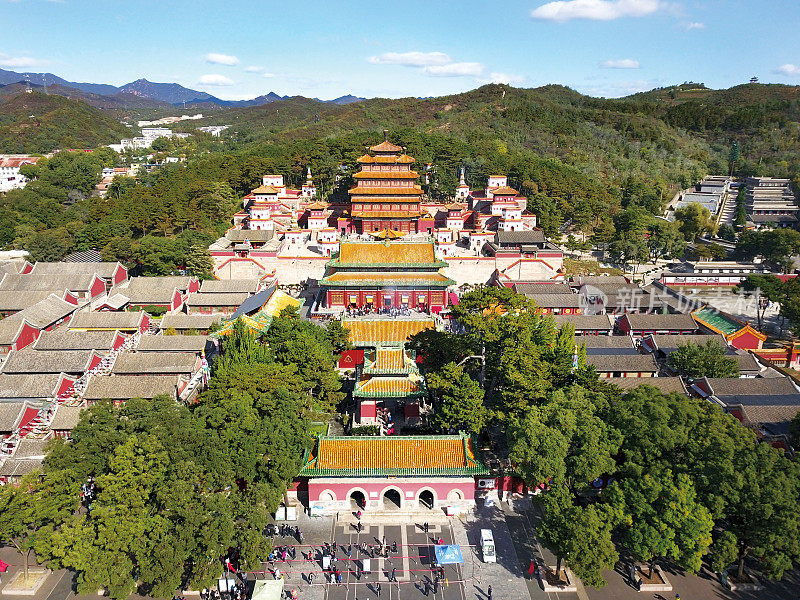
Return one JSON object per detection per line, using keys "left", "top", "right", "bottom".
{"left": 0, "top": 90, "right": 135, "bottom": 152}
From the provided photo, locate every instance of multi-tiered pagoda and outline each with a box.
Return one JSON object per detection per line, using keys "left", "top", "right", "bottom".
{"left": 350, "top": 132, "right": 423, "bottom": 234}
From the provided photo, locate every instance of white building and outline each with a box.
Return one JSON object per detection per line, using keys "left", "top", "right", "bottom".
{"left": 0, "top": 155, "right": 42, "bottom": 191}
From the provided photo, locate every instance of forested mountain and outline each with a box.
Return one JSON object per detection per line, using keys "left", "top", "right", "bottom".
{"left": 0, "top": 90, "right": 134, "bottom": 153}
{"left": 3, "top": 81, "right": 800, "bottom": 271}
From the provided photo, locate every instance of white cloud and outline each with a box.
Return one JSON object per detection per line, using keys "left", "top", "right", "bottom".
{"left": 685, "top": 21, "right": 705, "bottom": 30}
{"left": 263, "top": 72, "right": 276, "bottom": 78}
{"left": 477, "top": 72, "right": 526, "bottom": 85}
{"left": 204, "top": 52, "right": 240, "bottom": 66}
{"left": 599, "top": 58, "right": 640, "bottom": 69}
{"left": 198, "top": 73, "right": 235, "bottom": 86}
{"left": 530, "top": 0, "right": 660, "bottom": 22}
{"left": 0, "top": 54, "right": 49, "bottom": 69}
{"left": 777, "top": 64, "right": 800, "bottom": 77}
{"left": 367, "top": 51, "right": 452, "bottom": 67}
{"left": 422, "top": 62, "right": 484, "bottom": 77}
{"left": 244, "top": 65, "right": 264, "bottom": 73}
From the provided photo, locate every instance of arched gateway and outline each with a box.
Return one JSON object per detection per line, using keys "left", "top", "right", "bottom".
{"left": 299, "top": 434, "right": 488, "bottom": 514}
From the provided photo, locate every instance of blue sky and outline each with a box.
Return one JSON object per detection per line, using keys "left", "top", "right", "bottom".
{"left": 1, "top": 0, "right": 799, "bottom": 100}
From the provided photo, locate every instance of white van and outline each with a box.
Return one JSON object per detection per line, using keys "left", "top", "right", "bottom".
{"left": 480, "top": 529, "right": 496, "bottom": 563}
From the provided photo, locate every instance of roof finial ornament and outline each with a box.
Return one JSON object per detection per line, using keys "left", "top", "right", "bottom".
{"left": 383, "top": 129, "right": 389, "bottom": 142}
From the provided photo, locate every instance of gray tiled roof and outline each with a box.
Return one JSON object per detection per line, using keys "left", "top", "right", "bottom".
{"left": 34, "top": 329, "right": 122, "bottom": 351}
{"left": 110, "top": 279, "right": 179, "bottom": 305}
{"left": 494, "top": 230, "right": 546, "bottom": 245}
{"left": 513, "top": 282, "right": 572, "bottom": 295}
{"left": 159, "top": 313, "right": 220, "bottom": 331}
{"left": 185, "top": 292, "right": 252, "bottom": 307}
{"left": 586, "top": 354, "right": 658, "bottom": 373}
{"left": 570, "top": 275, "right": 629, "bottom": 286}
{"left": 0, "top": 295, "right": 78, "bottom": 344}
{"left": 0, "top": 402, "right": 26, "bottom": 430}
{"left": 0, "top": 373, "right": 66, "bottom": 399}
{"left": 552, "top": 314, "right": 614, "bottom": 331}
{"left": 135, "top": 335, "right": 209, "bottom": 353}
{"left": 69, "top": 311, "right": 145, "bottom": 330}
{"left": 0, "top": 457, "right": 42, "bottom": 477}
{"left": 49, "top": 405, "right": 84, "bottom": 430}
{"left": 622, "top": 313, "right": 698, "bottom": 331}
{"left": 577, "top": 336, "right": 635, "bottom": 349}
{"left": 225, "top": 229, "right": 275, "bottom": 243}
{"left": 525, "top": 294, "right": 582, "bottom": 308}
{"left": 613, "top": 377, "right": 688, "bottom": 395}
{"left": 31, "top": 261, "right": 123, "bottom": 279}
{"left": 83, "top": 375, "right": 178, "bottom": 401}
{"left": 199, "top": 279, "right": 260, "bottom": 294}
{"left": 0, "top": 349, "right": 96, "bottom": 374}
{"left": 0, "top": 291, "right": 57, "bottom": 312}
{"left": 647, "top": 334, "right": 727, "bottom": 354}
{"left": 111, "top": 352, "right": 198, "bottom": 375}
{"left": 0, "top": 272, "right": 96, "bottom": 293}
{"left": 706, "top": 376, "right": 799, "bottom": 397}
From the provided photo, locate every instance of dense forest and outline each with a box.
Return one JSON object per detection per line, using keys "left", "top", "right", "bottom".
{"left": 2, "top": 82, "right": 800, "bottom": 268}
{"left": 0, "top": 91, "right": 134, "bottom": 153}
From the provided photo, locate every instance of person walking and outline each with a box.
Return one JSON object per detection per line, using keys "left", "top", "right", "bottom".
{"left": 348, "top": 543, "right": 352, "bottom": 558}
{"left": 376, "top": 583, "right": 382, "bottom": 597}
{"left": 424, "top": 522, "right": 429, "bottom": 534}
{"left": 308, "top": 572, "right": 314, "bottom": 586}
{"left": 391, "top": 567, "right": 397, "bottom": 582}
{"left": 487, "top": 585, "right": 493, "bottom": 600}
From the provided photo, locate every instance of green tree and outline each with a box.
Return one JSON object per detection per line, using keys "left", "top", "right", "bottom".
{"left": 428, "top": 362, "right": 490, "bottom": 434}
{"left": 721, "top": 442, "right": 800, "bottom": 581}
{"left": 185, "top": 243, "right": 214, "bottom": 278}
{"left": 674, "top": 202, "right": 716, "bottom": 241}
{"left": 607, "top": 470, "right": 713, "bottom": 577}
{"left": 0, "top": 471, "right": 74, "bottom": 584}
{"left": 735, "top": 274, "right": 786, "bottom": 332}
{"left": 666, "top": 340, "right": 740, "bottom": 378}
{"left": 646, "top": 220, "right": 685, "bottom": 262}
{"left": 733, "top": 186, "right": 747, "bottom": 230}
{"left": 710, "top": 530, "right": 739, "bottom": 574}
{"left": 728, "top": 141, "right": 740, "bottom": 175}
{"left": 509, "top": 386, "right": 620, "bottom": 492}
{"left": 539, "top": 484, "right": 619, "bottom": 587}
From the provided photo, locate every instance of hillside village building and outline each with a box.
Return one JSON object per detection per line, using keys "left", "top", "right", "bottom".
{"left": 0, "top": 155, "right": 41, "bottom": 191}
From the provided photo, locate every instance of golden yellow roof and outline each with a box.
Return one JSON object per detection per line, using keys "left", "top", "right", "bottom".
{"left": 358, "top": 377, "right": 420, "bottom": 394}
{"left": 252, "top": 185, "right": 282, "bottom": 194}
{"left": 318, "top": 437, "right": 465, "bottom": 470}
{"left": 262, "top": 288, "right": 300, "bottom": 318}
{"left": 357, "top": 154, "right": 416, "bottom": 164}
{"left": 375, "top": 348, "right": 406, "bottom": 370}
{"left": 305, "top": 201, "right": 329, "bottom": 210}
{"left": 370, "top": 140, "right": 403, "bottom": 152}
{"left": 322, "top": 272, "right": 452, "bottom": 284}
{"left": 491, "top": 185, "right": 519, "bottom": 195}
{"left": 343, "top": 318, "right": 435, "bottom": 344}
{"left": 338, "top": 241, "right": 435, "bottom": 264}
{"left": 299, "top": 435, "right": 488, "bottom": 476}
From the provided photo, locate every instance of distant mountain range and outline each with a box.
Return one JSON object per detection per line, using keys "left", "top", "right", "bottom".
{"left": 0, "top": 68, "right": 365, "bottom": 107}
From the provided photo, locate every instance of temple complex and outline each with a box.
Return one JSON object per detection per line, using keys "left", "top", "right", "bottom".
{"left": 319, "top": 238, "right": 453, "bottom": 312}
{"left": 348, "top": 134, "right": 424, "bottom": 234}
